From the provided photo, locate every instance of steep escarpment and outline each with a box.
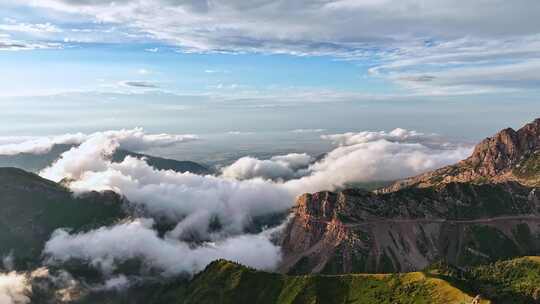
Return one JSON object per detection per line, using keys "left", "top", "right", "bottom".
{"left": 280, "top": 182, "right": 540, "bottom": 274}
{"left": 382, "top": 118, "right": 540, "bottom": 192}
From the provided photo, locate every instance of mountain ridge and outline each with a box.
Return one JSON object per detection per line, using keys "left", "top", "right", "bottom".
{"left": 380, "top": 118, "right": 540, "bottom": 192}
{"left": 280, "top": 118, "right": 540, "bottom": 275}
{"left": 0, "top": 167, "right": 127, "bottom": 269}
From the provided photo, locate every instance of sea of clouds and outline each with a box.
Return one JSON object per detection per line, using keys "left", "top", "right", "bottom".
{"left": 0, "top": 127, "right": 472, "bottom": 285}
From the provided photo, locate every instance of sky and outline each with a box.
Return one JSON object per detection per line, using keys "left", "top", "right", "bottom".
{"left": 0, "top": 0, "right": 539, "bottom": 160}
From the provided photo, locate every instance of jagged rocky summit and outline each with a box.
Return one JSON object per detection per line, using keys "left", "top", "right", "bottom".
{"left": 280, "top": 118, "right": 540, "bottom": 275}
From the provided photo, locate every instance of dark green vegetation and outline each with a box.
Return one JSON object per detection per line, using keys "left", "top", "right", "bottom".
{"left": 112, "top": 149, "right": 212, "bottom": 175}
{"left": 344, "top": 180, "right": 395, "bottom": 191}
{"left": 25, "top": 257, "right": 540, "bottom": 304}
{"left": 0, "top": 143, "right": 212, "bottom": 174}
{"left": 281, "top": 181, "right": 540, "bottom": 274}
{"left": 430, "top": 257, "right": 540, "bottom": 303}
{"left": 0, "top": 167, "right": 126, "bottom": 269}
{"left": 158, "top": 257, "right": 540, "bottom": 304}
{"left": 514, "top": 151, "right": 540, "bottom": 182}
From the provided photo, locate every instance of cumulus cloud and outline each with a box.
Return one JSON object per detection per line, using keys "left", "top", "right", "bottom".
{"left": 36, "top": 126, "right": 471, "bottom": 279}
{"left": 222, "top": 153, "right": 313, "bottom": 181}
{"left": 321, "top": 128, "right": 428, "bottom": 146}
{"left": 0, "top": 272, "right": 30, "bottom": 304}
{"left": 0, "top": 133, "right": 86, "bottom": 155}
{"left": 39, "top": 128, "right": 198, "bottom": 181}
{"left": 220, "top": 128, "right": 471, "bottom": 194}
{"left": 283, "top": 139, "right": 471, "bottom": 194}
{"left": 39, "top": 127, "right": 468, "bottom": 235}
{"left": 57, "top": 156, "right": 292, "bottom": 234}
{"left": 44, "top": 218, "right": 281, "bottom": 277}
{"left": 37, "top": 129, "right": 290, "bottom": 236}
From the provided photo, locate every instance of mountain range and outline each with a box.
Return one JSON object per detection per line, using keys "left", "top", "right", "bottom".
{"left": 1, "top": 118, "right": 540, "bottom": 303}
{"left": 0, "top": 144, "right": 212, "bottom": 175}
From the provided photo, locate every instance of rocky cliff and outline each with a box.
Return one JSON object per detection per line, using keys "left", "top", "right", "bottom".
{"left": 381, "top": 118, "right": 540, "bottom": 193}
{"left": 280, "top": 119, "right": 540, "bottom": 274}
{"left": 280, "top": 182, "right": 540, "bottom": 274}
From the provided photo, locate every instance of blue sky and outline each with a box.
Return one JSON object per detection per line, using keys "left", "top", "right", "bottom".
{"left": 0, "top": 0, "right": 539, "bottom": 149}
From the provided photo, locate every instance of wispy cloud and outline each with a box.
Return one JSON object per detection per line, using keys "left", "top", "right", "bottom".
{"left": 0, "top": 38, "right": 62, "bottom": 51}
{"left": 120, "top": 81, "right": 159, "bottom": 88}
{"left": 0, "top": 19, "right": 62, "bottom": 34}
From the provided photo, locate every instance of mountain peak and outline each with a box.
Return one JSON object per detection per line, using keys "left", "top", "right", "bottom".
{"left": 465, "top": 118, "right": 540, "bottom": 176}
{"left": 380, "top": 118, "right": 540, "bottom": 192}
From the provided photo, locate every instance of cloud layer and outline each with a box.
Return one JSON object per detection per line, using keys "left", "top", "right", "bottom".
{"left": 221, "top": 153, "right": 313, "bottom": 181}
{"left": 221, "top": 129, "right": 471, "bottom": 193}
{"left": 0, "top": 128, "right": 197, "bottom": 156}
{"left": 44, "top": 218, "right": 281, "bottom": 277}
{"left": 0, "top": 272, "right": 30, "bottom": 304}
{"left": 36, "top": 127, "right": 470, "bottom": 278}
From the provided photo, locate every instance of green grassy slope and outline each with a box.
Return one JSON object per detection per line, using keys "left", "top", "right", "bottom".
{"left": 179, "top": 260, "right": 484, "bottom": 304}
{"left": 0, "top": 144, "right": 212, "bottom": 175}
{"left": 112, "top": 149, "right": 212, "bottom": 175}
{"left": 169, "top": 256, "right": 540, "bottom": 304}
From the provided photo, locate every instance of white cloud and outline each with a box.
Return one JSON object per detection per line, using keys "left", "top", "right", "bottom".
{"left": 137, "top": 68, "right": 150, "bottom": 75}
{"left": 0, "top": 38, "right": 62, "bottom": 51}
{"left": 39, "top": 128, "right": 198, "bottom": 181}
{"left": 37, "top": 129, "right": 291, "bottom": 236}
{"left": 0, "top": 133, "right": 86, "bottom": 155}
{"left": 2, "top": 1, "right": 539, "bottom": 94}
{"left": 222, "top": 153, "right": 313, "bottom": 181}
{"left": 290, "top": 129, "right": 326, "bottom": 133}
{"left": 58, "top": 156, "right": 292, "bottom": 233}
{"left": 0, "top": 272, "right": 30, "bottom": 304}
{"left": 321, "top": 128, "right": 428, "bottom": 146}
{"left": 44, "top": 218, "right": 281, "bottom": 277}
{"left": 35, "top": 126, "right": 472, "bottom": 279}
{"left": 0, "top": 128, "right": 196, "bottom": 156}
{"left": 24, "top": 0, "right": 540, "bottom": 53}
{"left": 38, "top": 127, "right": 468, "bottom": 235}
{"left": 220, "top": 128, "right": 471, "bottom": 193}
{"left": 0, "top": 21, "right": 62, "bottom": 34}
{"left": 283, "top": 139, "right": 471, "bottom": 194}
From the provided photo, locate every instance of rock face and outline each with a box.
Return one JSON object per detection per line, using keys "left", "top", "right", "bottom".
{"left": 280, "top": 183, "right": 540, "bottom": 274}
{"left": 281, "top": 119, "right": 540, "bottom": 274}
{"left": 381, "top": 118, "right": 540, "bottom": 193}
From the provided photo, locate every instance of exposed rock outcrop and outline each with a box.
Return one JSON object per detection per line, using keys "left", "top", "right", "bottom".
{"left": 280, "top": 182, "right": 540, "bottom": 274}
{"left": 380, "top": 118, "right": 540, "bottom": 193}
